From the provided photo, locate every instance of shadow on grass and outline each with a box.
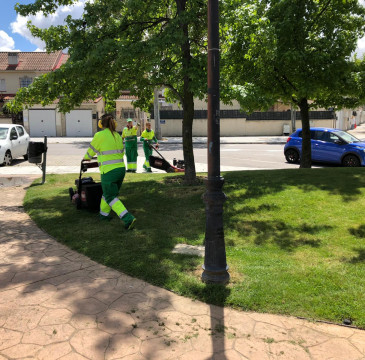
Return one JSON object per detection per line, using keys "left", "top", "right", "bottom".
{"left": 221, "top": 168, "right": 365, "bottom": 251}
{"left": 344, "top": 248, "right": 365, "bottom": 264}
{"left": 349, "top": 224, "right": 365, "bottom": 238}
{"left": 232, "top": 219, "right": 325, "bottom": 251}
{"left": 223, "top": 167, "right": 365, "bottom": 202}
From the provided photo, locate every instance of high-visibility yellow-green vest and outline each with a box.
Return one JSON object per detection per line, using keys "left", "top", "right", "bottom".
{"left": 140, "top": 129, "right": 158, "bottom": 150}
{"left": 140, "top": 129, "right": 156, "bottom": 141}
{"left": 84, "top": 128, "right": 125, "bottom": 174}
{"left": 122, "top": 127, "right": 138, "bottom": 147}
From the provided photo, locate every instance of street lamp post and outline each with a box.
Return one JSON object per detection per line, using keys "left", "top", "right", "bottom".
{"left": 154, "top": 88, "right": 162, "bottom": 140}
{"left": 202, "top": 0, "right": 230, "bottom": 284}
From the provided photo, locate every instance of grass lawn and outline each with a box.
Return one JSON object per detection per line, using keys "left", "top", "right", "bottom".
{"left": 24, "top": 168, "right": 365, "bottom": 328}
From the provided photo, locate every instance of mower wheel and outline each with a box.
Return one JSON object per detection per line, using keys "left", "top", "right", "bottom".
{"left": 76, "top": 196, "right": 82, "bottom": 210}
{"left": 69, "top": 187, "right": 75, "bottom": 201}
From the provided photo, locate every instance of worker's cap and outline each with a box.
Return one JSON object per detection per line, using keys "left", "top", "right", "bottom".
{"left": 127, "top": 118, "right": 133, "bottom": 122}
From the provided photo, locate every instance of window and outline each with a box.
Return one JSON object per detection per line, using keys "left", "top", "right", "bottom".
{"left": 19, "top": 76, "right": 32, "bottom": 88}
{"left": 313, "top": 131, "right": 340, "bottom": 143}
{"left": 0, "top": 79, "right": 5, "bottom": 92}
{"left": 123, "top": 109, "right": 135, "bottom": 119}
{"left": 313, "top": 131, "right": 326, "bottom": 140}
{"left": 0, "top": 128, "right": 9, "bottom": 140}
{"left": 327, "top": 133, "right": 340, "bottom": 143}
{"left": 298, "top": 131, "right": 316, "bottom": 139}
{"left": 10, "top": 127, "right": 17, "bottom": 139}
{"left": 16, "top": 126, "right": 24, "bottom": 136}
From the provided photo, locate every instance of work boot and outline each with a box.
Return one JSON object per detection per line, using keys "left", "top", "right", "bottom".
{"left": 122, "top": 213, "right": 136, "bottom": 230}
{"left": 126, "top": 217, "right": 136, "bottom": 230}
{"left": 99, "top": 213, "right": 112, "bottom": 221}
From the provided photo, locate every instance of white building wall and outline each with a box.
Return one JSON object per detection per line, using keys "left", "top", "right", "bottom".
{"left": 153, "top": 118, "right": 335, "bottom": 137}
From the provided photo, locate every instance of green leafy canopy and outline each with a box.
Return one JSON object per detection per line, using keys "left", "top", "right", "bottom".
{"left": 11, "top": 0, "right": 208, "bottom": 113}
{"left": 221, "top": 0, "right": 365, "bottom": 112}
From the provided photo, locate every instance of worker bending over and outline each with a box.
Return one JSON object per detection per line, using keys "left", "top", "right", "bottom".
{"left": 140, "top": 121, "right": 159, "bottom": 172}
{"left": 83, "top": 114, "right": 136, "bottom": 230}
{"left": 122, "top": 118, "right": 139, "bottom": 173}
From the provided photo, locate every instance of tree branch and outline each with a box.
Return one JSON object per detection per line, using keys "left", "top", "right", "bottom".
{"left": 161, "top": 83, "right": 182, "bottom": 103}
{"left": 308, "top": 0, "right": 332, "bottom": 32}
{"left": 273, "top": 66, "right": 298, "bottom": 92}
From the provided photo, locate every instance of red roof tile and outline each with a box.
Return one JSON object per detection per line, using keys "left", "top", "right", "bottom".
{"left": 117, "top": 95, "right": 139, "bottom": 100}
{"left": 0, "top": 51, "right": 69, "bottom": 71}
{"left": 52, "top": 97, "right": 103, "bottom": 104}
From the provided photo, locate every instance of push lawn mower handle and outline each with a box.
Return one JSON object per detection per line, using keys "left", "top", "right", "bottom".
{"left": 81, "top": 158, "right": 99, "bottom": 172}
{"left": 148, "top": 143, "right": 159, "bottom": 150}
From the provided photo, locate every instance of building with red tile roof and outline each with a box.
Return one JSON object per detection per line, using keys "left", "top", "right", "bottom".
{"left": 0, "top": 51, "right": 68, "bottom": 72}
{"left": 0, "top": 51, "right": 69, "bottom": 98}
{"left": 0, "top": 51, "right": 107, "bottom": 136}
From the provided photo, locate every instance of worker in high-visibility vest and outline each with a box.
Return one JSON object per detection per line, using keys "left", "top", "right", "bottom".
{"left": 140, "top": 121, "right": 159, "bottom": 172}
{"left": 83, "top": 114, "right": 136, "bottom": 230}
{"left": 122, "top": 118, "right": 139, "bottom": 173}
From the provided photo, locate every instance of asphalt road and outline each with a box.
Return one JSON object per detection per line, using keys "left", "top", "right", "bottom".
{"left": 4, "top": 142, "right": 297, "bottom": 171}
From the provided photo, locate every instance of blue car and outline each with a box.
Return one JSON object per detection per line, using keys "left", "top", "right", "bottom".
{"left": 284, "top": 127, "right": 365, "bottom": 167}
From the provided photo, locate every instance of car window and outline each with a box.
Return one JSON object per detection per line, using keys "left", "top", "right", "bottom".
{"left": 10, "top": 127, "right": 17, "bottom": 139}
{"left": 333, "top": 130, "right": 360, "bottom": 143}
{"left": 313, "top": 131, "right": 326, "bottom": 140}
{"left": 16, "top": 126, "right": 24, "bottom": 136}
{"left": 0, "top": 128, "right": 9, "bottom": 140}
{"left": 313, "top": 131, "right": 334, "bottom": 142}
{"left": 328, "top": 133, "right": 340, "bottom": 143}
{"left": 298, "top": 131, "right": 316, "bottom": 139}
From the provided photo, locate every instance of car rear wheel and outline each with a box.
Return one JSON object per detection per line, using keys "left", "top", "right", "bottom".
{"left": 342, "top": 154, "right": 360, "bottom": 167}
{"left": 285, "top": 149, "right": 300, "bottom": 164}
{"left": 3, "top": 151, "right": 12, "bottom": 166}
{"left": 23, "top": 147, "right": 29, "bottom": 160}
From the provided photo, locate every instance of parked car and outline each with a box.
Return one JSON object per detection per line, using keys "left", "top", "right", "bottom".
{"left": 0, "top": 124, "right": 29, "bottom": 166}
{"left": 284, "top": 127, "right": 365, "bottom": 167}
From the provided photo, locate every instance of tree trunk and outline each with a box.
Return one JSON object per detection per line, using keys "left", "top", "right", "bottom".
{"left": 177, "top": 0, "right": 197, "bottom": 183}
{"left": 182, "top": 91, "right": 196, "bottom": 183}
{"left": 298, "top": 98, "right": 311, "bottom": 168}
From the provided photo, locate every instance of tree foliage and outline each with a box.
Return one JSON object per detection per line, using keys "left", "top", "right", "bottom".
{"left": 11, "top": 0, "right": 210, "bottom": 182}
{"left": 221, "top": 0, "right": 365, "bottom": 167}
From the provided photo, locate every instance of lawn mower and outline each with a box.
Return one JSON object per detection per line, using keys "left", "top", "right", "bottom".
{"left": 148, "top": 144, "right": 185, "bottom": 173}
{"left": 68, "top": 159, "right": 103, "bottom": 212}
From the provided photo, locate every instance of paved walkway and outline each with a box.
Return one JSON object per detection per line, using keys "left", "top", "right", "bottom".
{"left": 0, "top": 176, "right": 364, "bottom": 359}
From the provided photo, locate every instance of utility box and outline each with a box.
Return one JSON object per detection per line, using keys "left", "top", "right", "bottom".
{"left": 283, "top": 124, "right": 290, "bottom": 135}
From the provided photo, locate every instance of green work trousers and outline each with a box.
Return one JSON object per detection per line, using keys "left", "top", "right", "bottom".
{"left": 143, "top": 142, "right": 153, "bottom": 171}
{"left": 125, "top": 145, "right": 138, "bottom": 171}
{"left": 99, "top": 167, "right": 134, "bottom": 223}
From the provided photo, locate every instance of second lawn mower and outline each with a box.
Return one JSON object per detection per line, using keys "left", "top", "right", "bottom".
{"left": 148, "top": 144, "right": 185, "bottom": 173}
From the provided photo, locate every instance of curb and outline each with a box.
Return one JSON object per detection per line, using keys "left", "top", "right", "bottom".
{"left": 30, "top": 138, "right": 288, "bottom": 145}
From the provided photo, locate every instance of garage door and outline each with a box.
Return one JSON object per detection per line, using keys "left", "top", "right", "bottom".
{"left": 66, "top": 110, "right": 93, "bottom": 137}
{"left": 29, "top": 110, "right": 56, "bottom": 137}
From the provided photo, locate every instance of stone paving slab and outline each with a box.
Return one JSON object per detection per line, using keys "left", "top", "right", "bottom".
{"left": 0, "top": 177, "right": 364, "bottom": 359}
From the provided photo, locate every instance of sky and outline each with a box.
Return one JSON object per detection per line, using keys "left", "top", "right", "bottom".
{"left": 0, "top": 0, "right": 85, "bottom": 52}
{"left": 1, "top": 0, "right": 365, "bottom": 54}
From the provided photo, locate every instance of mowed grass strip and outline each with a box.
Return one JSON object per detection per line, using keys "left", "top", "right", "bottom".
{"left": 24, "top": 168, "right": 365, "bottom": 328}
